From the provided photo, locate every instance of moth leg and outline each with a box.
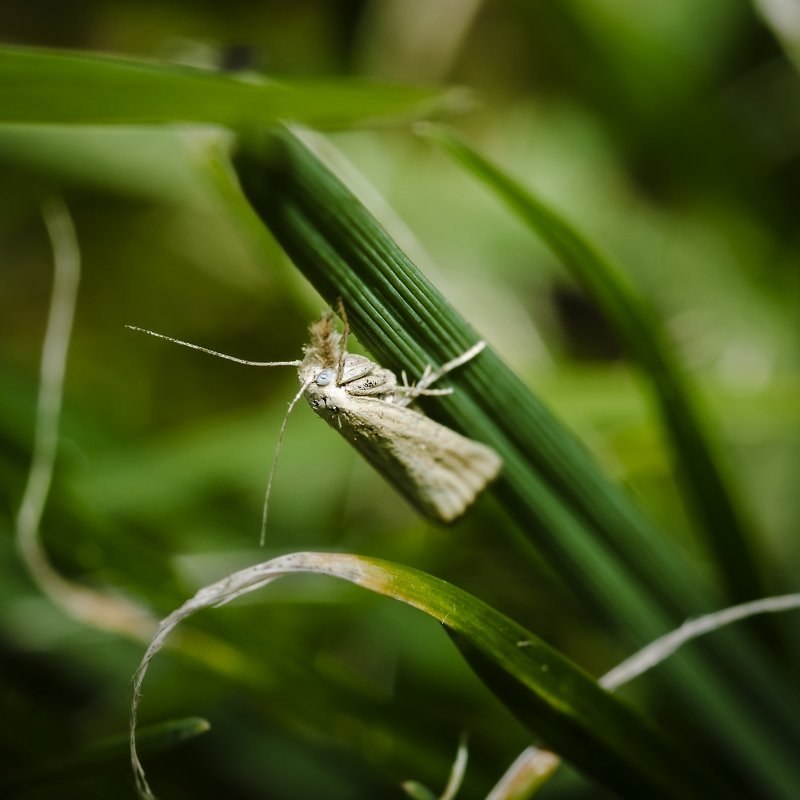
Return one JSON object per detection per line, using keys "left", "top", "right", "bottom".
{"left": 395, "top": 341, "right": 487, "bottom": 407}
{"left": 394, "top": 385, "right": 453, "bottom": 406}
{"left": 419, "top": 341, "right": 487, "bottom": 390}
{"left": 396, "top": 363, "right": 450, "bottom": 405}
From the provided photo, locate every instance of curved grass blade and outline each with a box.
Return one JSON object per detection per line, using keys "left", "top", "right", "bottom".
{"left": 130, "top": 553, "right": 735, "bottom": 800}
{"left": 0, "top": 46, "right": 443, "bottom": 128}
{"left": 427, "top": 125, "right": 762, "bottom": 606}
{"left": 230, "top": 128, "right": 800, "bottom": 797}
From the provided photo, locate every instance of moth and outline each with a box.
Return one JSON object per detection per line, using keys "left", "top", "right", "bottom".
{"left": 127, "top": 308, "right": 501, "bottom": 532}
{"left": 298, "top": 310, "right": 501, "bottom": 523}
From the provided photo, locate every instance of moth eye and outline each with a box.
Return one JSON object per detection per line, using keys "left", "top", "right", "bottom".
{"left": 316, "top": 368, "right": 335, "bottom": 386}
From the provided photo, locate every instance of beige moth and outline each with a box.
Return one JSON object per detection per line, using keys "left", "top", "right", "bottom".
{"left": 298, "top": 310, "right": 501, "bottom": 523}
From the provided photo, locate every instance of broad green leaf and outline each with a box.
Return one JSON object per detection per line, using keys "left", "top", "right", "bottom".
{"left": 426, "top": 125, "right": 763, "bottom": 606}
{"left": 0, "top": 46, "right": 442, "bottom": 128}
{"left": 131, "top": 553, "right": 734, "bottom": 800}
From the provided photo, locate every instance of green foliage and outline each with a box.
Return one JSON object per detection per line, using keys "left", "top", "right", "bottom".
{"left": 1, "top": 4, "right": 798, "bottom": 800}
{"left": 0, "top": 46, "right": 442, "bottom": 127}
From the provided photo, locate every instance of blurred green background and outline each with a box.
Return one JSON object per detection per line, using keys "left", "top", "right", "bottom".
{"left": 1, "top": 1, "right": 798, "bottom": 798}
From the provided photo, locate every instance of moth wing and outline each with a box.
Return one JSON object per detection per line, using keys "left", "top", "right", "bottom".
{"left": 337, "top": 397, "right": 501, "bottom": 523}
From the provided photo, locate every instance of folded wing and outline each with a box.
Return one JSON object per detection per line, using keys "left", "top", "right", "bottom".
{"left": 334, "top": 396, "right": 502, "bottom": 523}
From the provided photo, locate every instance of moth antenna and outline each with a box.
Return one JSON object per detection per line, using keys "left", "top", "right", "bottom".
{"left": 126, "top": 325, "right": 302, "bottom": 368}
{"left": 259, "top": 376, "right": 313, "bottom": 546}
{"left": 336, "top": 298, "right": 349, "bottom": 385}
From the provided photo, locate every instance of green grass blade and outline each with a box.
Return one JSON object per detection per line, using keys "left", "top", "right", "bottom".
{"left": 428, "top": 126, "right": 763, "bottom": 605}
{"left": 132, "top": 553, "right": 736, "bottom": 800}
{"left": 0, "top": 46, "right": 443, "bottom": 127}
{"left": 2, "top": 717, "right": 209, "bottom": 792}
{"left": 229, "top": 128, "right": 800, "bottom": 797}
{"left": 402, "top": 782, "right": 440, "bottom": 800}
